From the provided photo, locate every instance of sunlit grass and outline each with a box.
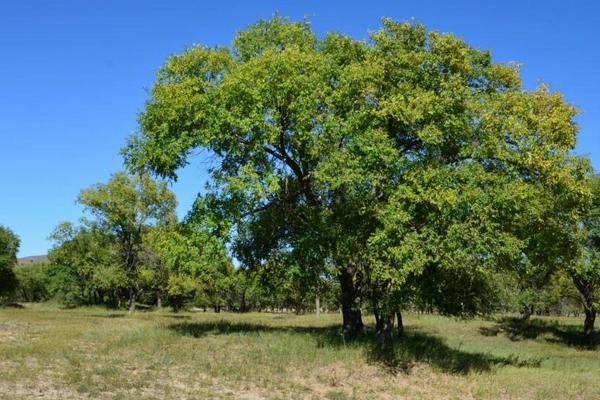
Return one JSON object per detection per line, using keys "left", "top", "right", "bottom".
{"left": 1, "top": 304, "right": 599, "bottom": 399}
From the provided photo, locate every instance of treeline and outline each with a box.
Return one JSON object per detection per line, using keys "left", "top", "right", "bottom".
{"left": 4, "top": 172, "right": 336, "bottom": 313}
{"left": 2, "top": 17, "right": 600, "bottom": 349}
{"left": 5, "top": 247, "right": 591, "bottom": 319}
{"left": 10, "top": 260, "right": 340, "bottom": 314}
{"left": 7, "top": 202, "right": 341, "bottom": 314}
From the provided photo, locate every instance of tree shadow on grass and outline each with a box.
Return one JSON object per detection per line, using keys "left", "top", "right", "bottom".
{"left": 479, "top": 316, "right": 599, "bottom": 349}
{"left": 167, "top": 320, "right": 539, "bottom": 375}
{"left": 375, "top": 330, "right": 538, "bottom": 374}
{"left": 87, "top": 313, "right": 126, "bottom": 318}
{"left": 88, "top": 312, "right": 191, "bottom": 320}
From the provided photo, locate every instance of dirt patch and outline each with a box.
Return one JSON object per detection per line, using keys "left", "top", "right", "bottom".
{"left": 0, "top": 379, "right": 91, "bottom": 400}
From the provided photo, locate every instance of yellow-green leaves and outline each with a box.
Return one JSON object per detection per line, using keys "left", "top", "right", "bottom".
{"left": 233, "top": 16, "right": 315, "bottom": 62}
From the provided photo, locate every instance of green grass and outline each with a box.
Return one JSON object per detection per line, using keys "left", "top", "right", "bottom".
{"left": 1, "top": 305, "right": 599, "bottom": 399}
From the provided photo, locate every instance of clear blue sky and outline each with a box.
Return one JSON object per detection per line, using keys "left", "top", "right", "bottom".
{"left": 1, "top": 1, "right": 598, "bottom": 256}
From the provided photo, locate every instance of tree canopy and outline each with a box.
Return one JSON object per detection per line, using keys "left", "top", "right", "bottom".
{"left": 123, "top": 16, "right": 590, "bottom": 341}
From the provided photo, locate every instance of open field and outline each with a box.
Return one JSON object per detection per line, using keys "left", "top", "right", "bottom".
{"left": 1, "top": 305, "right": 599, "bottom": 399}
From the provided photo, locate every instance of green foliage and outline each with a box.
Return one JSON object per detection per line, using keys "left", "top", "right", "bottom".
{"left": 486, "top": 269, "right": 582, "bottom": 317}
{"left": 0, "top": 225, "right": 19, "bottom": 299}
{"left": 143, "top": 224, "right": 234, "bottom": 311}
{"left": 48, "top": 222, "right": 122, "bottom": 307}
{"left": 566, "top": 174, "right": 600, "bottom": 333}
{"left": 573, "top": 175, "right": 600, "bottom": 299}
{"left": 76, "top": 171, "right": 177, "bottom": 310}
{"left": 46, "top": 172, "right": 178, "bottom": 309}
{"left": 43, "top": 174, "right": 237, "bottom": 312}
{"left": 14, "top": 262, "right": 51, "bottom": 302}
{"left": 124, "top": 15, "right": 589, "bottom": 335}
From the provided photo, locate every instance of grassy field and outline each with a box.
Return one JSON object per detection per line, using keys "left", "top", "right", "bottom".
{"left": 1, "top": 305, "right": 599, "bottom": 399}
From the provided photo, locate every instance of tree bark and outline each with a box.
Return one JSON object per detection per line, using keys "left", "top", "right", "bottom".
{"left": 584, "top": 307, "right": 596, "bottom": 345}
{"left": 396, "top": 309, "right": 404, "bottom": 337}
{"left": 156, "top": 290, "right": 162, "bottom": 309}
{"left": 339, "top": 267, "right": 363, "bottom": 340}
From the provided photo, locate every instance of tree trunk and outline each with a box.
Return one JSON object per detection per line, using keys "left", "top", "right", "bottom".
{"left": 520, "top": 305, "right": 533, "bottom": 320}
{"left": 316, "top": 293, "right": 321, "bottom": 317}
{"left": 240, "top": 291, "right": 247, "bottom": 313}
{"left": 156, "top": 290, "right": 162, "bottom": 309}
{"left": 396, "top": 309, "right": 404, "bottom": 337}
{"left": 128, "top": 289, "right": 136, "bottom": 313}
{"left": 584, "top": 307, "right": 596, "bottom": 345}
{"left": 376, "top": 312, "right": 394, "bottom": 351}
{"left": 339, "top": 267, "right": 363, "bottom": 340}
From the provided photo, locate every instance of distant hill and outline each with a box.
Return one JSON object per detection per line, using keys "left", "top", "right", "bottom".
{"left": 17, "top": 255, "right": 48, "bottom": 266}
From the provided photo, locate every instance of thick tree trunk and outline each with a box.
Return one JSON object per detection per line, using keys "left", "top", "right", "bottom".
{"left": 128, "top": 289, "right": 136, "bottom": 313}
{"left": 584, "top": 307, "right": 596, "bottom": 344}
{"left": 396, "top": 309, "right": 404, "bottom": 337}
{"left": 572, "top": 277, "right": 597, "bottom": 346}
{"left": 339, "top": 267, "right": 363, "bottom": 340}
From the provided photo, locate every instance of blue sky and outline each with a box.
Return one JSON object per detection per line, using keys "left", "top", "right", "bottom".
{"left": 1, "top": 1, "right": 598, "bottom": 256}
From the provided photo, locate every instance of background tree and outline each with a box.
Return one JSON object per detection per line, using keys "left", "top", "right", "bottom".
{"left": 48, "top": 222, "right": 122, "bottom": 307}
{"left": 0, "top": 225, "right": 20, "bottom": 302}
{"left": 14, "top": 262, "right": 51, "bottom": 302}
{"left": 77, "top": 171, "right": 177, "bottom": 311}
{"left": 144, "top": 222, "right": 234, "bottom": 312}
{"left": 139, "top": 226, "right": 172, "bottom": 308}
